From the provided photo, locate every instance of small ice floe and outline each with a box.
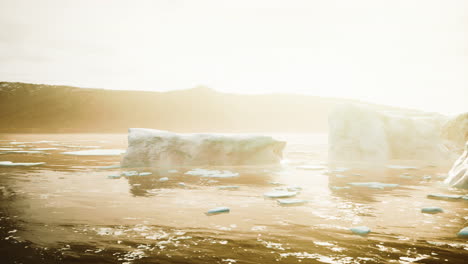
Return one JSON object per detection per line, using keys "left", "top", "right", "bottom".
{"left": 206, "top": 207, "right": 230, "bottom": 215}
{"left": 269, "top": 181, "right": 283, "bottom": 185}
{"left": 399, "top": 174, "right": 413, "bottom": 179}
{"left": 0, "top": 161, "right": 45, "bottom": 167}
{"left": 421, "top": 207, "right": 443, "bottom": 214}
{"left": 427, "top": 194, "right": 464, "bottom": 200}
{"left": 107, "top": 175, "right": 121, "bottom": 179}
{"left": 457, "top": 227, "right": 468, "bottom": 238}
{"left": 277, "top": 199, "right": 308, "bottom": 206}
{"left": 61, "top": 149, "right": 125, "bottom": 156}
{"left": 296, "top": 165, "right": 325, "bottom": 170}
{"left": 286, "top": 185, "right": 302, "bottom": 192}
{"left": 264, "top": 191, "right": 297, "bottom": 198}
{"left": 348, "top": 182, "right": 399, "bottom": 189}
{"left": 98, "top": 164, "right": 121, "bottom": 170}
{"left": 330, "top": 186, "right": 350, "bottom": 190}
{"left": 335, "top": 174, "right": 347, "bottom": 178}
{"left": 159, "top": 177, "right": 169, "bottom": 182}
{"left": 30, "top": 148, "right": 59, "bottom": 151}
{"left": 386, "top": 165, "right": 418, "bottom": 170}
{"left": 350, "top": 226, "right": 371, "bottom": 235}
{"left": 184, "top": 169, "right": 239, "bottom": 178}
{"left": 422, "top": 175, "right": 432, "bottom": 180}
{"left": 217, "top": 186, "right": 240, "bottom": 190}
{"left": 178, "top": 182, "right": 186, "bottom": 187}
{"left": 168, "top": 169, "right": 178, "bottom": 173}
{"left": 139, "top": 172, "right": 152, "bottom": 176}
{"left": 121, "top": 171, "right": 138, "bottom": 177}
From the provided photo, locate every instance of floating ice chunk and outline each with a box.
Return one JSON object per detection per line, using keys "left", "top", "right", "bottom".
{"left": 444, "top": 142, "right": 468, "bottom": 189}
{"left": 168, "top": 169, "right": 178, "bottom": 173}
{"left": 98, "top": 164, "right": 121, "bottom": 170}
{"left": 457, "top": 227, "right": 468, "bottom": 238}
{"left": 330, "top": 186, "right": 350, "bottom": 190}
{"left": 62, "top": 149, "right": 125, "bottom": 156}
{"left": 264, "top": 191, "right": 297, "bottom": 198}
{"left": 426, "top": 194, "right": 463, "bottom": 200}
{"left": 185, "top": 169, "right": 239, "bottom": 178}
{"left": 0, "top": 161, "right": 45, "bottom": 167}
{"left": 421, "top": 207, "right": 443, "bottom": 214}
{"left": 121, "top": 171, "right": 139, "bottom": 177}
{"left": 422, "top": 175, "right": 432, "bottom": 180}
{"left": 139, "top": 172, "right": 152, "bottom": 176}
{"left": 178, "top": 182, "right": 186, "bottom": 187}
{"left": 206, "top": 207, "right": 230, "bottom": 215}
{"left": 159, "top": 177, "right": 169, "bottom": 182}
{"left": 296, "top": 165, "right": 325, "bottom": 170}
{"left": 348, "top": 182, "right": 399, "bottom": 189}
{"left": 277, "top": 199, "right": 308, "bottom": 206}
{"left": 350, "top": 226, "right": 371, "bottom": 235}
{"left": 269, "top": 182, "right": 283, "bottom": 185}
{"left": 286, "top": 186, "right": 302, "bottom": 192}
{"left": 217, "top": 186, "right": 240, "bottom": 190}
{"left": 335, "top": 174, "right": 347, "bottom": 178}
{"left": 121, "top": 128, "right": 286, "bottom": 167}
{"left": 107, "top": 175, "right": 121, "bottom": 179}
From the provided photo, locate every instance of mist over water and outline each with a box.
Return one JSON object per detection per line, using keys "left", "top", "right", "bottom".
{"left": 0, "top": 133, "right": 467, "bottom": 263}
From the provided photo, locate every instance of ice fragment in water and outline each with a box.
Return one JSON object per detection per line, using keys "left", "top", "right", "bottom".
{"left": 330, "top": 186, "right": 350, "bottom": 190}
{"left": 264, "top": 191, "right": 297, "bottom": 198}
{"left": 347, "top": 182, "right": 398, "bottom": 189}
{"left": 185, "top": 169, "right": 239, "bottom": 178}
{"left": 457, "top": 227, "right": 468, "bottom": 238}
{"left": 98, "top": 164, "right": 121, "bottom": 170}
{"left": 350, "top": 226, "right": 371, "bottom": 235}
{"left": 178, "top": 182, "right": 186, "bottom": 187}
{"left": 277, "top": 199, "right": 308, "bottom": 205}
{"left": 217, "top": 186, "right": 240, "bottom": 190}
{"left": 0, "top": 161, "right": 45, "bottom": 167}
{"left": 426, "top": 194, "right": 463, "bottom": 200}
{"left": 206, "top": 207, "right": 230, "bottom": 215}
{"left": 121, "top": 171, "right": 138, "bottom": 177}
{"left": 421, "top": 207, "right": 443, "bottom": 214}
{"left": 159, "top": 177, "right": 169, "bottom": 182}
{"left": 139, "top": 172, "right": 152, "bottom": 176}
{"left": 61, "top": 149, "right": 125, "bottom": 156}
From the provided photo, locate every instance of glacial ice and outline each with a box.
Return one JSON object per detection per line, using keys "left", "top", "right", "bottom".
{"left": 139, "top": 172, "right": 152, "bottom": 176}
{"left": 328, "top": 104, "right": 460, "bottom": 166}
{"left": 184, "top": 169, "right": 239, "bottom": 178}
{"left": 277, "top": 199, "right": 308, "bottom": 205}
{"left": 0, "top": 161, "right": 45, "bottom": 166}
{"left": 350, "top": 226, "right": 371, "bottom": 235}
{"left": 159, "top": 177, "right": 169, "bottom": 182}
{"left": 426, "top": 194, "right": 463, "bottom": 200}
{"left": 444, "top": 142, "right": 468, "bottom": 189}
{"left": 121, "top": 128, "right": 286, "bottom": 167}
{"left": 206, "top": 207, "right": 230, "bottom": 215}
{"left": 62, "top": 149, "right": 125, "bottom": 156}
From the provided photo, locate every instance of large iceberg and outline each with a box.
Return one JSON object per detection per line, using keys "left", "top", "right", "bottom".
{"left": 121, "top": 128, "right": 286, "bottom": 167}
{"left": 328, "top": 104, "right": 462, "bottom": 166}
{"left": 444, "top": 142, "right": 468, "bottom": 189}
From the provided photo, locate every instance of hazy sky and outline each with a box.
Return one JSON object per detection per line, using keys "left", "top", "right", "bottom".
{"left": 0, "top": 0, "right": 466, "bottom": 114}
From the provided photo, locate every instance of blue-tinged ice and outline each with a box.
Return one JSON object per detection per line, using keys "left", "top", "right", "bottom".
{"left": 457, "top": 227, "right": 468, "bottom": 238}
{"left": 98, "top": 164, "right": 121, "bottom": 170}
{"left": 427, "top": 194, "right": 463, "bottom": 200}
{"left": 139, "top": 172, "right": 152, "bottom": 176}
{"left": 421, "top": 207, "right": 443, "bottom": 214}
{"left": 159, "top": 177, "right": 169, "bottom": 182}
{"left": 206, "top": 207, "right": 230, "bottom": 215}
{"left": 350, "top": 226, "right": 371, "bottom": 235}
{"left": 121, "top": 171, "right": 138, "bottom": 177}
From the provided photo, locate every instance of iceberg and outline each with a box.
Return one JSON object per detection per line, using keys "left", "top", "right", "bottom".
{"left": 62, "top": 149, "right": 125, "bottom": 156}
{"left": 0, "top": 161, "right": 45, "bottom": 167}
{"left": 328, "top": 104, "right": 459, "bottom": 166}
{"left": 121, "top": 128, "right": 286, "bottom": 167}
{"left": 457, "top": 227, "right": 468, "bottom": 238}
{"left": 444, "top": 142, "right": 468, "bottom": 189}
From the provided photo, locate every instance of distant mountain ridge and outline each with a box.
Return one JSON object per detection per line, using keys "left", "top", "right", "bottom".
{"left": 0, "top": 81, "right": 414, "bottom": 133}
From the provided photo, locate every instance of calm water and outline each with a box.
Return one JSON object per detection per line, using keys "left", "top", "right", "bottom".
{"left": 0, "top": 133, "right": 467, "bottom": 264}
